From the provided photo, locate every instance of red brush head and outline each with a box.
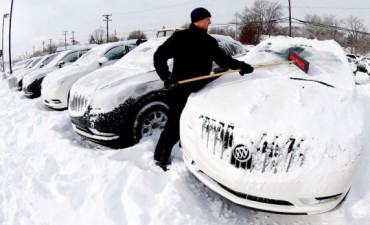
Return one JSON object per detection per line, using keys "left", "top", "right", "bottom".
{"left": 288, "top": 50, "right": 309, "bottom": 73}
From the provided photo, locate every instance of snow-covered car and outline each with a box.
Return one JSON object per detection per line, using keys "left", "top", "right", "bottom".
{"left": 180, "top": 37, "right": 365, "bottom": 214}
{"left": 357, "top": 57, "right": 370, "bottom": 74}
{"left": 354, "top": 71, "right": 370, "bottom": 85}
{"left": 14, "top": 53, "right": 59, "bottom": 90}
{"left": 346, "top": 53, "right": 358, "bottom": 64}
{"left": 22, "top": 45, "right": 94, "bottom": 98}
{"left": 68, "top": 35, "right": 247, "bottom": 148}
{"left": 41, "top": 40, "right": 138, "bottom": 110}
{"left": 6, "top": 56, "right": 43, "bottom": 88}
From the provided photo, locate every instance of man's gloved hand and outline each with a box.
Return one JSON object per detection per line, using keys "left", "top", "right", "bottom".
{"left": 239, "top": 62, "right": 254, "bottom": 76}
{"left": 164, "top": 77, "right": 178, "bottom": 89}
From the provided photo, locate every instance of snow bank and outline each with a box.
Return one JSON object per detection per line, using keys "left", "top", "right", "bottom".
{"left": 1, "top": 77, "right": 370, "bottom": 224}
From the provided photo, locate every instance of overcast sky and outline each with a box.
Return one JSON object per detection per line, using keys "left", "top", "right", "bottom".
{"left": 1, "top": 0, "right": 370, "bottom": 60}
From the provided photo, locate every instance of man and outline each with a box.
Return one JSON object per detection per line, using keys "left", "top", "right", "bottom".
{"left": 153, "top": 7, "right": 254, "bottom": 171}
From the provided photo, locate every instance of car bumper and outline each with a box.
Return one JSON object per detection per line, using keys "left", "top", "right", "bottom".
{"left": 182, "top": 147, "right": 354, "bottom": 215}
{"left": 42, "top": 87, "right": 68, "bottom": 110}
{"left": 70, "top": 110, "right": 136, "bottom": 148}
{"left": 23, "top": 78, "right": 44, "bottom": 98}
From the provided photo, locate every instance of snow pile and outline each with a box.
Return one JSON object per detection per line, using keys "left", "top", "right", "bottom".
{"left": 1, "top": 77, "right": 370, "bottom": 225}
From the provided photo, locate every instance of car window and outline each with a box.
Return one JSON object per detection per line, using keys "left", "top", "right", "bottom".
{"left": 104, "top": 46, "right": 125, "bottom": 61}
{"left": 63, "top": 52, "right": 79, "bottom": 63}
{"left": 30, "top": 58, "right": 42, "bottom": 67}
{"left": 217, "top": 42, "right": 229, "bottom": 55}
{"left": 79, "top": 49, "right": 90, "bottom": 57}
{"left": 42, "top": 54, "right": 58, "bottom": 66}
{"left": 225, "top": 42, "right": 247, "bottom": 57}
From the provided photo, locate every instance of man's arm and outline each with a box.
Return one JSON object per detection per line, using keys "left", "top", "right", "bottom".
{"left": 153, "top": 36, "right": 177, "bottom": 81}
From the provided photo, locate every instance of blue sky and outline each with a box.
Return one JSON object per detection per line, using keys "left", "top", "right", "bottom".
{"left": 1, "top": 0, "right": 370, "bottom": 60}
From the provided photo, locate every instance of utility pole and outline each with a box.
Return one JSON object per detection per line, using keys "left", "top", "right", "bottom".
{"left": 288, "top": 0, "right": 292, "bottom": 37}
{"left": 49, "top": 39, "right": 52, "bottom": 54}
{"left": 102, "top": 14, "right": 112, "bottom": 43}
{"left": 42, "top": 40, "right": 45, "bottom": 53}
{"left": 63, "top": 30, "right": 68, "bottom": 50}
{"left": 234, "top": 12, "right": 238, "bottom": 40}
{"left": 71, "top": 31, "right": 75, "bottom": 45}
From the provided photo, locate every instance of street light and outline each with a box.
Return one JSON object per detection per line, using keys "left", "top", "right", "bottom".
{"left": 1, "top": 13, "right": 9, "bottom": 72}
{"left": 288, "top": 0, "right": 292, "bottom": 37}
{"left": 9, "top": 0, "right": 14, "bottom": 74}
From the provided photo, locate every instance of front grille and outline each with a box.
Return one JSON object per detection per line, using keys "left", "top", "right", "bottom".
{"left": 218, "top": 181, "right": 293, "bottom": 206}
{"left": 199, "top": 115, "right": 307, "bottom": 174}
{"left": 69, "top": 93, "right": 90, "bottom": 114}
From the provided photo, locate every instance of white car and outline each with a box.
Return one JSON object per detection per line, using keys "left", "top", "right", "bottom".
{"left": 41, "top": 40, "right": 138, "bottom": 110}
{"left": 22, "top": 45, "right": 94, "bottom": 98}
{"left": 180, "top": 37, "right": 365, "bottom": 214}
{"left": 14, "top": 53, "right": 59, "bottom": 90}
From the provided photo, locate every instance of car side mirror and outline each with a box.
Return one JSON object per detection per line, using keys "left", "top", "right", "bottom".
{"left": 98, "top": 57, "right": 108, "bottom": 66}
{"left": 57, "top": 61, "right": 65, "bottom": 68}
{"left": 40, "top": 63, "right": 44, "bottom": 68}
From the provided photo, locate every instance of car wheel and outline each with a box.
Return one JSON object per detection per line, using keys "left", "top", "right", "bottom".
{"left": 133, "top": 101, "right": 169, "bottom": 142}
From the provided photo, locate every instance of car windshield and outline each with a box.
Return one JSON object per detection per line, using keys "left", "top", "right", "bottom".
{"left": 243, "top": 37, "right": 353, "bottom": 90}
{"left": 74, "top": 48, "right": 101, "bottom": 66}
{"left": 42, "top": 54, "right": 58, "bottom": 66}
{"left": 115, "top": 38, "right": 167, "bottom": 70}
{"left": 30, "top": 58, "right": 42, "bottom": 67}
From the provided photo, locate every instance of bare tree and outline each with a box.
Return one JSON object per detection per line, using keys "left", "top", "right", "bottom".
{"left": 301, "top": 14, "right": 346, "bottom": 46}
{"left": 345, "top": 16, "right": 368, "bottom": 54}
{"left": 209, "top": 26, "right": 235, "bottom": 38}
{"left": 127, "top": 30, "right": 147, "bottom": 40}
{"left": 89, "top": 28, "right": 105, "bottom": 44}
{"left": 239, "top": 23, "right": 261, "bottom": 45}
{"left": 238, "top": 0, "right": 283, "bottom": 44}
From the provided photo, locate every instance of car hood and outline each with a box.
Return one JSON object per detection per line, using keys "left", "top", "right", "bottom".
{"left": 43, "top": 64, "right": 93, "bottom": 85}
{"left": 22, "top": 66, "right": 58, "bottom": 86}
{"left": 69, "top": 65, "right": 162, "bottom": 116}
{"left": 72, "top": 65, "right": 155, "bottom": 93}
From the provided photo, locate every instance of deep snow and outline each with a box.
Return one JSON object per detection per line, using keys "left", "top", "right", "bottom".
{"left": 1, "top": 77, "right": 370, "bottom": 224}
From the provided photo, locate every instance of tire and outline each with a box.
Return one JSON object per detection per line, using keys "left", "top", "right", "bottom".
{"left": 133, "top": 101, "right": 169, "bottom": 142}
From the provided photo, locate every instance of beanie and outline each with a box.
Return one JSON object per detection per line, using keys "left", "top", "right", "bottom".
{"left": 191, "top": 7, "right": 211, "bottom": 23}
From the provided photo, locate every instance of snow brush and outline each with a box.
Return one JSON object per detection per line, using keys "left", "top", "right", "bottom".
{"left": 178, "top": 50, "right": 310, "bottom": 84}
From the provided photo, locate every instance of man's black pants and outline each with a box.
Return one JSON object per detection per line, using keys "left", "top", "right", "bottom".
{"left": 154, "top": 88, "right": 190, "bottom": 165}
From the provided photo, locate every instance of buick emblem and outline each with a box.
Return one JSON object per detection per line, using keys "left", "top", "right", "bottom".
{"left": 232, "top": 144, "right": 250, "bottom": 162}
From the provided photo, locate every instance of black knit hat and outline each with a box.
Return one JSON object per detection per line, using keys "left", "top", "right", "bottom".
{"left": 191, "top": 7, "right": 211, "bottom": 23}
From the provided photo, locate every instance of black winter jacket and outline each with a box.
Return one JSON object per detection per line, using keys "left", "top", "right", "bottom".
{"left": 154, "top": 24, "right": 242, "bottom": 92}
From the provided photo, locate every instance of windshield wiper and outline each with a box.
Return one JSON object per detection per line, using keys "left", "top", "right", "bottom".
{"left": 290, "top": 77, "right": 335, "bottom": 88}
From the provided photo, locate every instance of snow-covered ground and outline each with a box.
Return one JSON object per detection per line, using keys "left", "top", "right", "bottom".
{"left": 1, "top": 77, "right": 370, "bottom": 225}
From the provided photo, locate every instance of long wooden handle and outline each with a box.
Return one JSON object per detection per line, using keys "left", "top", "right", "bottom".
{"left": 178, "top": 60, "right": 295, "bottom": 84}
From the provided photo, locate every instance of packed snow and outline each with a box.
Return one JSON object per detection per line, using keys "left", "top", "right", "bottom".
{"left": 1, "top": 37, "right": 370, "bottom": 224}
{"left": 2, "top": 75, "right": 370, "bottom": 225}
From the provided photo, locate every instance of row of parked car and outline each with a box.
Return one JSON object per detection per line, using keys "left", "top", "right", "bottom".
{"left": 3, "top": 33, "right": 365, "bottom": 215}
{"left": 7, "top": 34, "right": 247, "bottom": 148}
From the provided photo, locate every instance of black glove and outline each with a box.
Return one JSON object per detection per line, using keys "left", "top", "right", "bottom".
{"left": 164, "top": 77, "right": 178, "bottom": 89}
{"left": 239, "top": 62, "right": 254, "bottom": 76}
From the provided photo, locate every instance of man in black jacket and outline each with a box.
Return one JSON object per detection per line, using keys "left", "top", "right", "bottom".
{"left": 153, "top": 7, "right": 254, "bottom": 171}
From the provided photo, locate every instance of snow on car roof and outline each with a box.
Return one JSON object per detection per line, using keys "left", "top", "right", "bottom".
{"left": 115, "top": 37, "right": 168, "bottom": 70}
